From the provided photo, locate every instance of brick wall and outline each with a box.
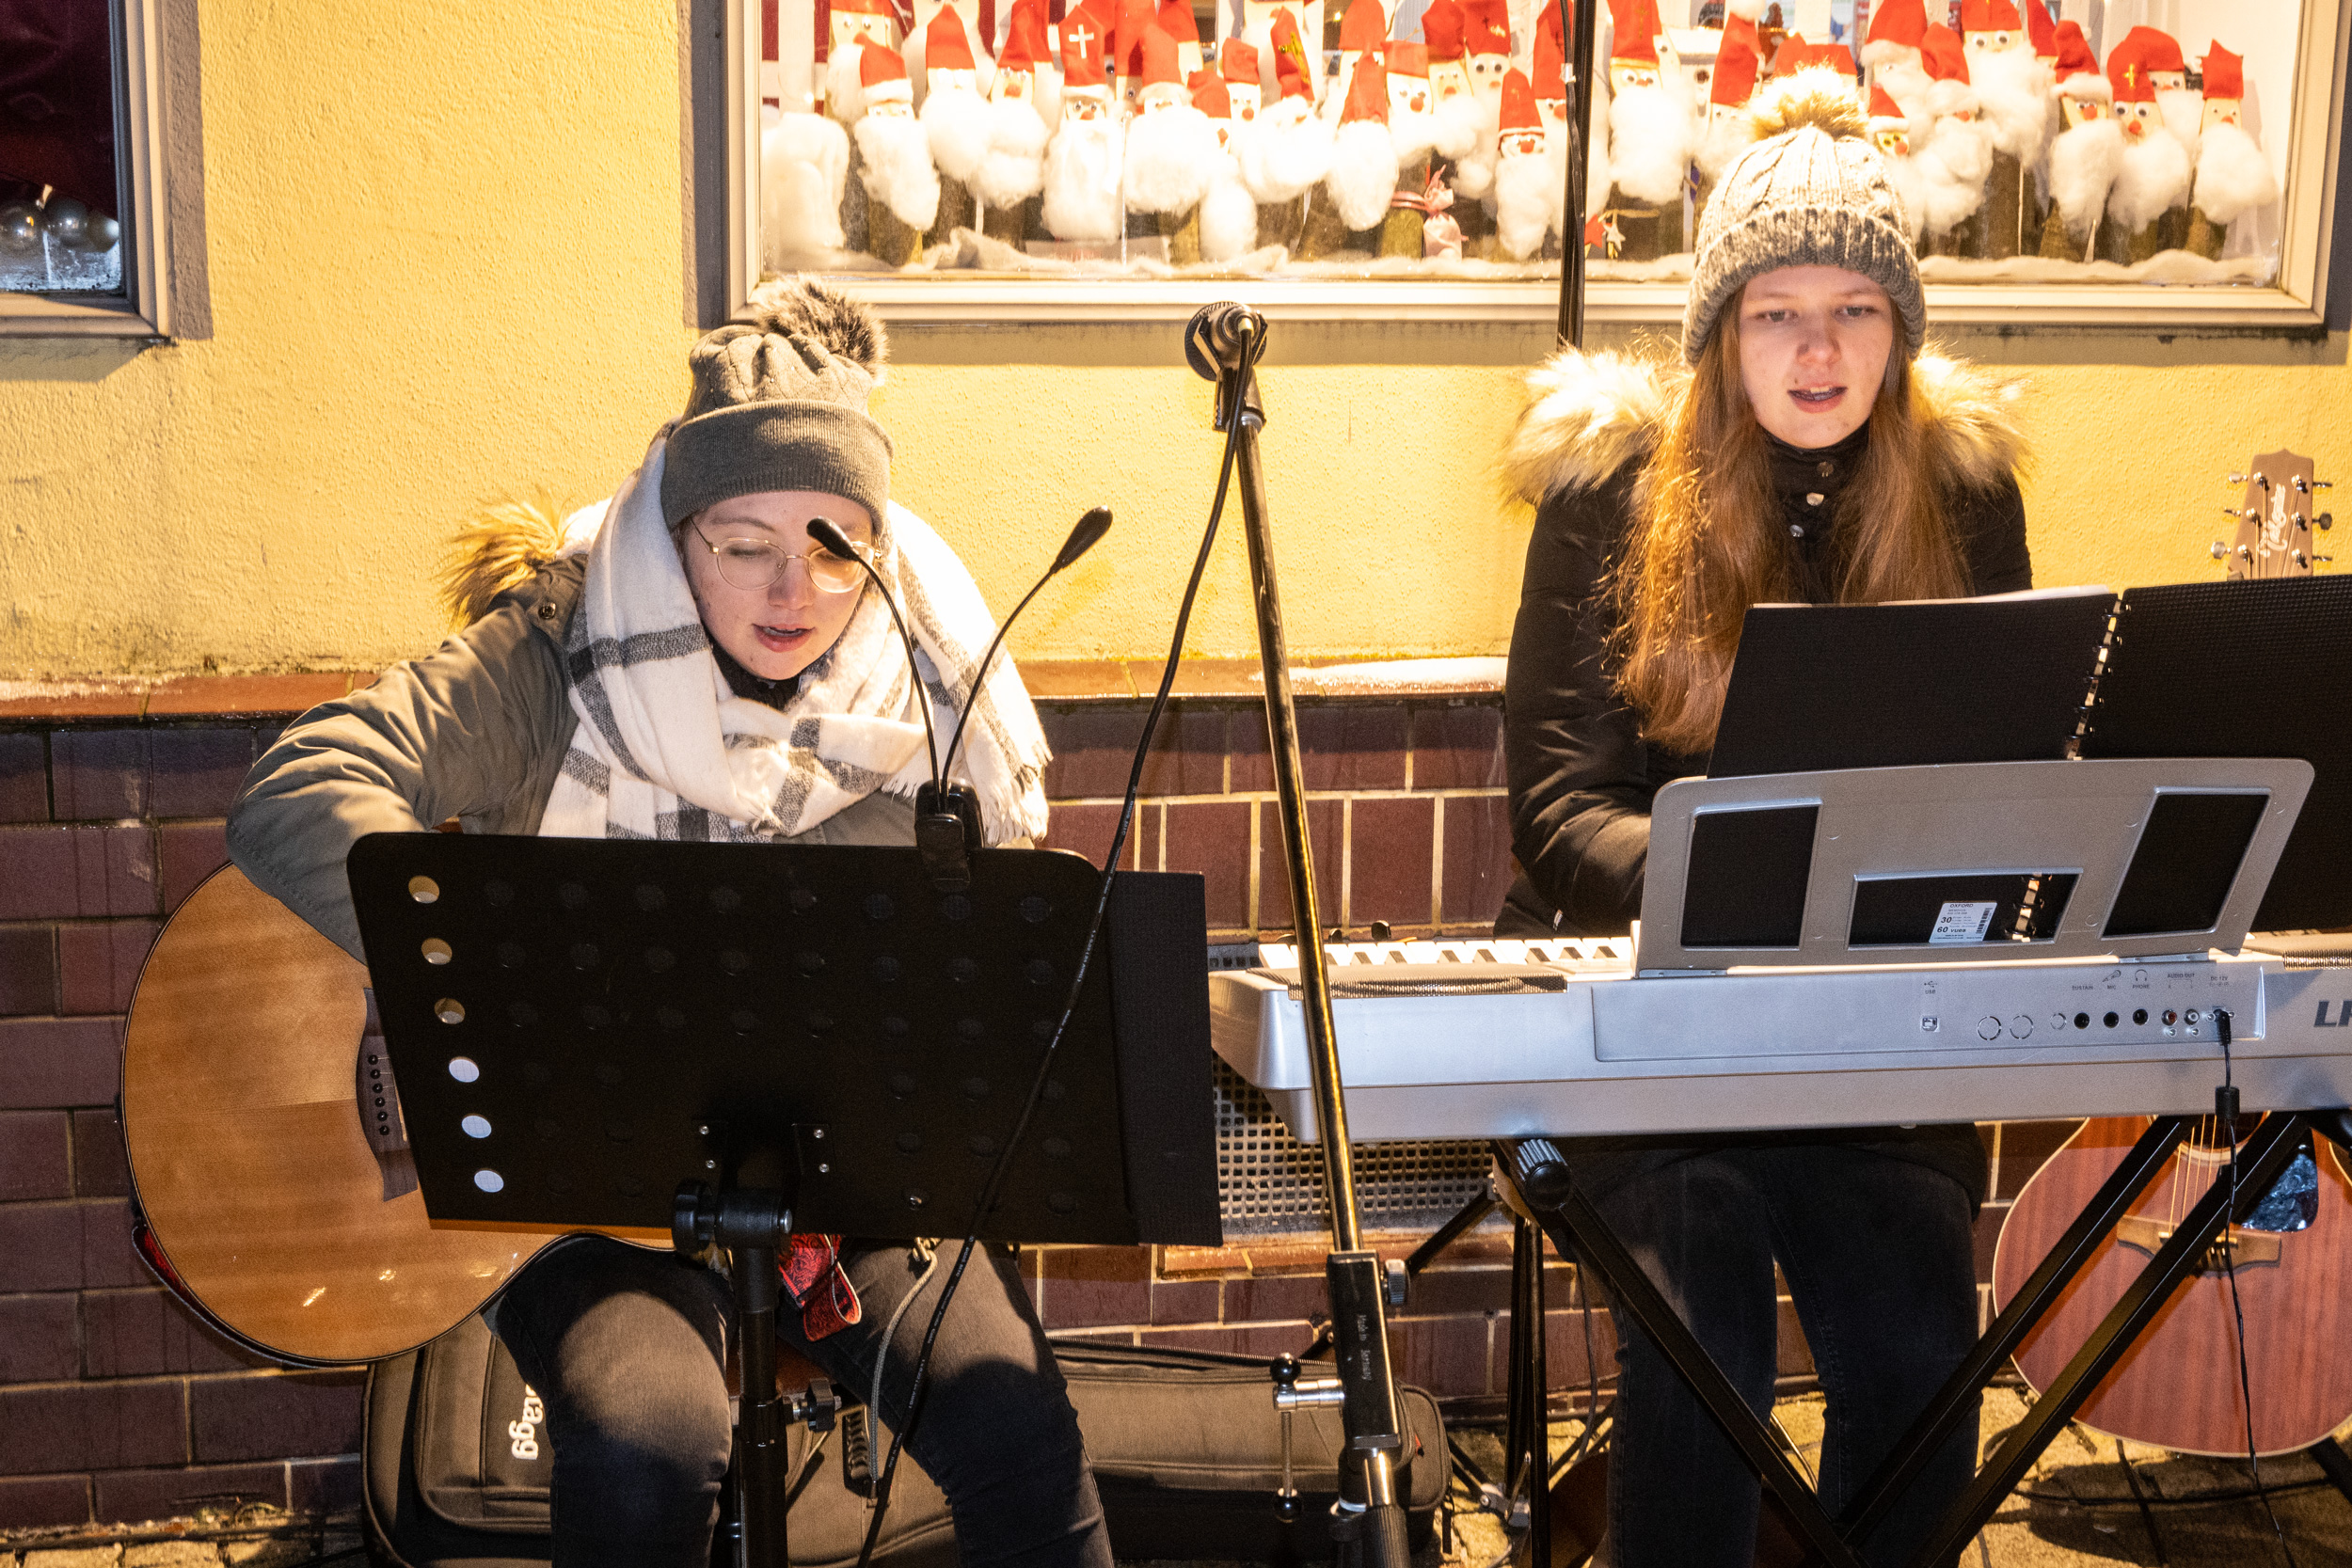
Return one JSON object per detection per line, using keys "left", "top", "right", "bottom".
{"left": 0, "top": 682, "right": 2083, "bottom": 1532}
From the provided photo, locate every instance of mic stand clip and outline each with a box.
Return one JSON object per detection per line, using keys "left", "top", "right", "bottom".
{"left": 915, "top": 780, "right": 981, "bottom": 892}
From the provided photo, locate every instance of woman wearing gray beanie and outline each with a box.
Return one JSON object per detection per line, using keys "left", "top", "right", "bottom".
{"left": 229, "top": 280, "right": 1109, "bottom": 1568}
{"left": 1497, "top": 71, "right": 2031, "bottom": 1568}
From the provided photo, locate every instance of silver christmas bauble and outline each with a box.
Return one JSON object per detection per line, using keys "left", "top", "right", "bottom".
{"left": 72, "top": 212, "right": 120, "bottom": 253}
{"left": 0, "top": 202, "right": 40, "bottom": 255}
{"left": 41, "top": 198, "right": 89, "bottom": 247}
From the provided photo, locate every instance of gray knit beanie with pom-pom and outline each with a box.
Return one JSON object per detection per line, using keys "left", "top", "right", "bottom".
{"left": 660, "top": 277, "right": 895, "bottom": 529}
{"left": 1682, "top": 68, "right": 1926, "bottom": 365}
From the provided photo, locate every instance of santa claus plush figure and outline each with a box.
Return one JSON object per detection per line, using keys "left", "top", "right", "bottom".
{"left": 2186, "top": 43, "right": 2278, "bottom": 261}
{"left": 920, "top": 8, "right": 995, "bottom": 234}
{"left": 1235, "top": 9, "right": 1334, "bottom": 248}
{"left": 1417, "top": 0, "right": 1485, "bottom": 167}
{"left": 764, "top": 104, "right": 852, "bottom": 264}
{"left": 1960, "top": 0, "right": 2048, "bottom": 257}
{"left": 1108, "top": 0, "right": 1158, "bottom": 111}
{"left": 1156, "top": 0, "right": 1204, "bottom": 79}
{"left": 1599, "top": 0, "right": 1692, "bottom": 259}
{"left": 2023, "top": 0, "right": 2057, "bottom": 69}
{"left": 1327, "top": 0, "right": 1390, "bottom": 125}
{"left": 1041, "top": 23, "right": 1124, "bottom": 240}
{"left": 1692, "top": 15, "right": 1759, "bottom": 222}
{"left": 854, "top": 45, "right": 943, "bottom": 262}
{"left": 1125, "top": 24, "right": 1225, "bottom": 256}
{"left": 1910, "top": 24, "right": 1991, "bottom": 255}
{"left": 1220, "top": 40, "right": 1264, "bottom": 122}
{"left": 826, "top": 0, "right": 902, "bottom": 124}
{"left": 1187, "top": 69, "right": 1262, "bottom": 258}
{"left": 973, "top": 4, "right": 1052, "bottom": 243}
{"left": 1463, "top": 0, "right": 1513, "bottom": 111}
{"left": 2037, "top": 21, "right": 2120, "bottom": 261}
{"left": 1493, "top": 68, "right": 1556, "bottom": 260}
{"left": 1311, "top": 51, "right": 1400, "bottom": 246}
{"left": 2124, "top": 26, "right": 2201, "bottom": 164}
{"left": 1244, "top": 0, "right": 1324, "bottom": 110}
{"left": 1867, "top": 83, "right": 1927, "bottom": 245}
{"left": 1862, "top": 0, "right": 1931, "bottom": 107}
{"left": 2096, "top": 33, "right": 2190, "bottom": 263}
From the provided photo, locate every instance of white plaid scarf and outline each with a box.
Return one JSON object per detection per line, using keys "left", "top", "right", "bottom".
{"left": 541, "top": 438, "right": 1051, "bottom": 845}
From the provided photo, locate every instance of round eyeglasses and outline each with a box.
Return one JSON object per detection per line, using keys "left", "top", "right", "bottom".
{"left": 692, "top": 524, "right": 868, "bottom": 594}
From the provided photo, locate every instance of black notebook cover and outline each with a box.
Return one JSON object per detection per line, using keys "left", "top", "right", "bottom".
{"left": 1709, "top": 590, "right": 2117, "bottom": 779}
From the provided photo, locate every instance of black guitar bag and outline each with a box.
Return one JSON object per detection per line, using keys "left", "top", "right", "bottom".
{"left": 362, "top": 1312, "right": 1447, "bottom": 1567}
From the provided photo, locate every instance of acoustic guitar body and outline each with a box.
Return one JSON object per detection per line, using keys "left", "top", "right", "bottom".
{"left": 1992, "top": 1116, "right": 2352, "bottom": 1456}
{"left": 122, "top": 866, "right": 628, "bottom": 1365}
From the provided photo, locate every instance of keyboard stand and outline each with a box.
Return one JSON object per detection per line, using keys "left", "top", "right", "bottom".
{"left": 1491, "top": 1112, "right": 2352, "bottom": 1567}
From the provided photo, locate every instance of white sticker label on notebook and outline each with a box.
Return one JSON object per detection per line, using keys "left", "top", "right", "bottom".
{"left": 1930, "top": 901, "right": 1998, "bottom": 944}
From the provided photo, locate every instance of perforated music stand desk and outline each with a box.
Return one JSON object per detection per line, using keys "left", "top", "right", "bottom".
{"left": 348, "top": 833, "right": 1223, "bottom": 1566}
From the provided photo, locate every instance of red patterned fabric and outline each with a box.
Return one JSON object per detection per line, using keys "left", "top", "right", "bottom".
{"left": 780, "top": 1232, "right": 863, "bottom": 1339}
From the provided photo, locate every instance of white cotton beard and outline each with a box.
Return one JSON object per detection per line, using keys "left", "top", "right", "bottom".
{"left": 1034, "top": 64, "right": 1064, "bottom": 127}
{"left": 1325, "top": 119, "right": 1402, "bottom": 230}
{"left": 2156, "top": 87, "right": 2202, "bottom": 158}
{"left": 1494, "top": 149, "right": 1554, "bottom": 259}
{"left": 1966, "top": 47, "right": 2050, "bottom": 161}
{"left": 1123, "top": 103, "right": 1222, "bottom": 213}
{"left": 856, "top": 112, "right": 944, "bottom": 230}
{"left": 1607, "top": 81, "right": 1692, "bottom": 205}
{"left": 1444, "top": 95, "right": 1502, "bottom": 198}
{"left": 1391, "top": 105, "right": 1441, "bottom": 164}
{"left": 2046, "top": 116, "right": 2123, "bottom": 233}
{"left": 1429, "top": 91, "right": 1485, "bottom": 161}
{"left": 973, "top": 96, "right": 1050, "bottom": 208}
{"left": 826, "top": 44, "right": 868, "bottom": 123}
{"left": 922, "top": 85, "right": 995, "bottom": 181}
{"left": 2193, "top": 120, "right": 2280, "bottom": 226}
{"left": 1881, "top": 149, "right": 1927, "bottom": 242}
{"left": 1041, "top": 116, "right": 1124, "bottom": 238}
{"left": 762, "top": 112, "right": 851, "bottom": 259}
{"left": 2105, "top": 126, "right": 2190, "bottom": 233}
{"left": 1200, "top": 157, "right": 1260, "bottom": 258}
{"left": 1915, "top": 114, "right": 1991, "bottom": 236}
{"left": 1694, "top": 113, "right": 1750, "bottom": 180}
{"left": 1236, "top": 98, "right": 1335, "bottom": 202}
{"left": 1873, "top": 58, "right": 1933, "bottom": 121}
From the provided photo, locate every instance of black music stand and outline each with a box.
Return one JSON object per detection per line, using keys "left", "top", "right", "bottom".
{"left": 347, "top": 832, "right": 1223, "bottom": 1568}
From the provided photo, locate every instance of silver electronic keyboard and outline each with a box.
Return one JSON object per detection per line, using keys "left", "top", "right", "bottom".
{"left": 1209, "top": 757, "right": 2352, "bottom": 1143}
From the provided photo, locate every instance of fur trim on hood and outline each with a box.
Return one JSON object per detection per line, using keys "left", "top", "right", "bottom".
{"left": 1502, "top": 346, "right": 2029, "bottom": 504}
{"left": 438, "top": 498, "right": 579, "bottom": 627}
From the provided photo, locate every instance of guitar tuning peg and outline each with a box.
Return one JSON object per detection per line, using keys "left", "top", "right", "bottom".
{"left": 2293, "top": 475, "right": 2312, "bottom": 492}
{"left": 2253, "top": 471, "right": 2270, "bottom": 488}
{"left": 2319, "top": 514, "right": 2334, "bottom": 531}
{"left": 2292, "top": 550, "right": 2311, "bottom": 567}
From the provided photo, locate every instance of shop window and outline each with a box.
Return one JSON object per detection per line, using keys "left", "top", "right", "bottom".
{"left": 728, "top": 0, "right": 2346, "bottom": 323}
{"left": 1, "top": 0, "right": 180, "bottom": 336}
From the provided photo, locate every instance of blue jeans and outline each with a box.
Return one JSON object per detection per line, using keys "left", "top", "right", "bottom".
{"left": 491, "top": 1234, "right": 1111, "bottom": 1568}
{"left": 1544, "top": 1145, "right": 1980, "bottom": 1568}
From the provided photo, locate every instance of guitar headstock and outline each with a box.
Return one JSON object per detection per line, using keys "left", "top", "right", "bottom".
{"left": 2211, "top": 451, "right": 2334, "bottom": 578}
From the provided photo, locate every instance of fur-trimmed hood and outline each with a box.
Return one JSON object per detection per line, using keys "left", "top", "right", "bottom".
{"left": 1502, "top": 346, "right": 2029, "bottom": 505}
{"left": 437, "top": 498, "right": 596, "bottom": 628}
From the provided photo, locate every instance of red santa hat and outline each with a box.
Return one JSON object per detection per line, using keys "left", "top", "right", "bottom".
{"left": 2122, "top": 25, "right": 2185, "bottom": 77}
{"left": 1339, "top": 0, "right": 1387, "bottom": 59}
{"left": 832, "top": 0, "right": 898, "bottom": 21}
{"left": 1865, "top": 0, "right": 1926, "bottom": 51}
{"left": 999, "top": 3, "right": 1049, "bottom": 71}
{"left": 2106, "top": 35, "right": 2153, "bottom": 103}
{"left": 1219, "top": 37, "right": 1260, "bottom": 81}
{"left": 924, "top": 7, "right": 977, "bottom": 71}
{"left": 1139, "top": 23, "right": 1184, "bottom": 87}
{"left": 1463, "top": 0, "right": 1511, "bottom": 55}
{"left": 1867, "top": 83, "right": 1904, "bottom": 123}
{"left": 1069, "top": 0, "right": 1117, "bottom": 48}
{"left": 1343, "top": 53, "right": 1389, "bottom": 120}
{"left": 1062, "top": 20, "right": 1106, "bottom": 86}
{"left": 1605, "top": 0, "right": 1659, "bottom": 65}
{"left": 1155, "top": 0, "right": 1200, "bottom": 45}
{"left": 1710, "top": 31, "right": 1759, "bottom": 106}
{"left": 1498, "top": 66, "right": 1540, "bottom": 135}
{"left": 1112, "top": 0, "right": 1155, "bottom": 77}
{"left": 1958, "top": 0, "right": 2021, "bottom": 31}
{"left": 1269, "top": 8, "right": 1315, "bottom": 100}
{"left": 1775, "top": 37, "right": 1852, "bottom": 78}
{"left": 1421, "top": 0, "right": 1466, "bottom": 62}
{"left": 2201, "top": 42, "right": 2244, "bottom": 102}
{"left": 1532, "top": 10, "right": 1565, "bottom": 100}
{"left": 2023, "top": 0, "right": 2056, "bottom": 56}
{"left": 862, "top": 40, "right": 914, "bottom": 95}
{"left": 1188, "top": 66, "right": 1232, "bottom": 115}
{"left": 1920, "top": 24, "right": 1968, "bottom": 83}
{"left": 1387, "top": 40, "right": 1429, "bottom": 78}
{"left": 2049, "top": 22, "right": 2106, "bottom": 98}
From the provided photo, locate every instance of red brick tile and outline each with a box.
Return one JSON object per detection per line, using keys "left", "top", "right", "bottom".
{"left": 1396, "top": 1263, "right": 1510, "bottom": 1318}
{"left": 0, "top": 824, "right": 158, "bottom": 920}
{"left": 147, "top": 728, "right": 259, "bottom": 819}
{"left": 0, "top": 734, "right": 47, "bottom": 822}
{"left": 1148, "top": 1277, "right": 1220, "bottom": 1325}
{"left": 84, "top": 1289, "right": 265, "bottom": 1377}
{"left": 1543, "top": 1305, "right": 1619, "bottom": 1393}
{"left": 0, "top": 1110, "right": 72, "bottom": 1201}
{"left": 1256, "top": 800, "right": 1342, "bottom": 936}
{"left": 1039, "top": 707, "right": 1149, "bottom": 799}
{"left": 1409, "top": 705, "right": 1505, "bottom": 790}
{"left": 288, "top": 1455, "right": 363, "bottom": 1514}
{"left": 1136, "top": 1325, "right": 1239, "bottom": 1354}
{"left": 158, "top": 820, "right": 230, "bottom": 912}
{"left": 94, "top": 1462, "right": 289, "bottom": 1525}
{"left": 0, "top": 685, "right": 148, "bottom": 720}
{"left": 0, "top": 1016, "right": 123, "bottom": 1109}
{"left": 1972, "top": 1202, "right": 2009, "bottom": 1286}
{"left": 1138, "top": 705, "right": 1228, "bottom": 798}
{"left": 1390, "top": 1313, "right": 1490, "bottom": 1399}
{"left": 0, "top": 1473, "right": 91, "bottom": 1529}
{"left": 190, "top": 1370, "right": 366, "bottom": 1464}
{"left": 1994, "top": 1119, "right": 2083, "bottom": 1201}
{"left": 51, "top": 731, "right": 149, "bottom": 820}
{"left": 80, "top": 1198, "right": 147, "bottom": 1289}
{"left": 1163, "top": 800, "right": 1251, "bottom": 931}
{"left": 146, "top": 674, "right": 351, "bottom": 717}
{"left": 0, "top": 1198, "right": 146, "bottom": 1294}
{"left": 0, "top": 1379, "right": 187, "bottom": 1474}
{"left": 72, "top": 1108, "right": 130, "bottom": 1198}
{"left": 0, "top": 923, "right": 57, "bottom": 1014}
{"left": 0, "top": 1293, "right": 79, "bottom": 1382}
{"left": 1232, "top": 705, "right": 1411, "bottom": 794}
{"left": 1037, "top": 1244, "right": 1152, "bottom": 1329}
{"left": 1348, "top": 796, "right": 1436, "bottom": 930}
{"left": 57, "top": 920, "right": 156, "bottom": 1015}
{"left": 1439, "top": 794, "right": 1514, "bottom": 929}
{"left": 1222, "top": 1270, "right": 1327, "bottom": 1324}
{"left": 1039, "top": 801, "right": 1143, "bottom": 871}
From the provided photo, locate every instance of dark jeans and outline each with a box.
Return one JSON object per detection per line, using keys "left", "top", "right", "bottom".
{"left": 491, "top": 1234, "right": 1112, "bottom": 1568}
{"left": 1547, "top": 1145, "right": 1980, "bottom": 1568}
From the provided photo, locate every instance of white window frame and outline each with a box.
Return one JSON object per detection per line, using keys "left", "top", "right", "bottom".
{"left": 733, "top": 0, "right": 2347, "bottom": 326}
{"left": 0, "top": 0, "right": 176, "bottom": 338}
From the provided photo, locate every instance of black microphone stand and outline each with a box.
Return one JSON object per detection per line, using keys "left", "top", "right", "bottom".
{"left": 1554, "top": 0, "right": 1597, "bottom": 349}
{"left": 1187, "top": 304, "right": 1413, "bottom": 1568}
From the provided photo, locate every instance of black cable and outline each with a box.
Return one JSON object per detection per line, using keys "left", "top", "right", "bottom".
{"left": 852, "top": 332, "right": 1263, "bottom": 1568}
{"left": 2215, "top": 1007, "right": 2300, "bottom": 1568}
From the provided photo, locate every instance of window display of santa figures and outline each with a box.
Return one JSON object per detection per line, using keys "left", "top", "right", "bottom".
{"left": 2185, "top": 43, "right": 2278, "bottom": 262}
{"left": 1326, "top": 0, "right": 1387, "bottom": 126}
{"left": 1867, "top": 83, "right": 1927, "bottom": 245}
{"left": 1221, "top": 40, "right": 1263, "bottom": 123}
{"left": 1960, "top": 0, "right": 2049, "bottom": 260}
{"left": 1234, "top": 10, "right": 1333, "bottom": 253}
{"left": 1041, "top": 25, "right": 1123, "bottom": 241}
{"left": 1382, "top": 42, "right": 1439, "bottom": 259}
{"left": 1913, "top": 25, "right": 1992, "bottom": 257}
{"left": 1123, "top": 25, "right": 1224, "bottom": 260}
{"left": 1293, "top": 52, "right": 1398, "bottom": 256}
{"left": 1493, "top": 70, "right": 1556, "bottom": 261}
{"left": 919, "top": 8, "right": 992, "bottom": 237}
{"left": 763, "top": 104, "right": 853, "bottom": 267}
{"left": 2095, "top": 34, "right": 2190, "bottom": 265}
{"left": 853, "top": 44, "right": 942, "bottom": 263}
{"left": 1187, "top": 69, "right": 1262, "bottom": 260}
{"left": 2036, "top": 22, "right": 2120, "bottom": 261}
{"left": 974, "top": 3, "right": 1052, "bottom": 245}
{"left": 1862, "top": 0, "right": 1931, "bottom": 109}
{"left": 1692, "top": 15, "right": 1759, "bottom": 230}
{"left": 1599, "top": 0, "right": 1692, "bottom": 261}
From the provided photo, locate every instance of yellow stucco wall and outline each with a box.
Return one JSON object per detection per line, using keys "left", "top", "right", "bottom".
{"left": 0, "top": 0, "right": 2344, "bottom": 679}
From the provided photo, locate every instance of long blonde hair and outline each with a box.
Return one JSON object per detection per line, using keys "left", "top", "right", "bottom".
{"left": 1609, "top": 305, "right": 1968, "bottom": 754}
